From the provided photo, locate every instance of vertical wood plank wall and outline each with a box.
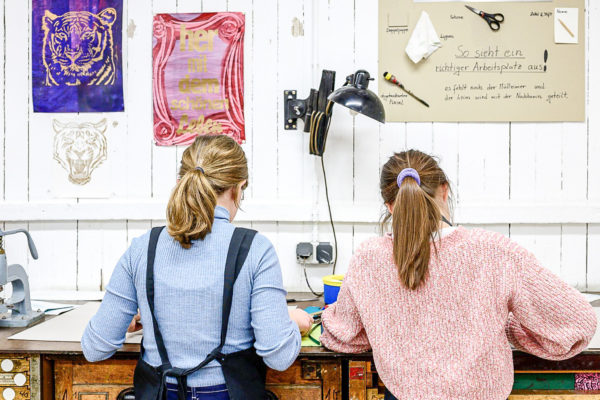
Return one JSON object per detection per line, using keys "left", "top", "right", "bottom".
{"left": 0, "top": 0, "right": 598, "bottom": 293}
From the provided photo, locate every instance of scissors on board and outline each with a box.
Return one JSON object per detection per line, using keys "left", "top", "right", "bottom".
{"left": 465, "top": 5, "right": 504, "bottom": 31}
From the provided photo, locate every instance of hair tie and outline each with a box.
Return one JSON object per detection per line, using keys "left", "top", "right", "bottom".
{"left": 397, "top": 168, "right": 421, "bottom": 187}
{"left": 195, "top": 166, "right": 205, "bottom": 174}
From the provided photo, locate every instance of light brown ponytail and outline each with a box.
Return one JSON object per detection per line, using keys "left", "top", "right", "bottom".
{"left": 167, "top": 135, "right": 248, "bottom": 249}
{"left": 380, "top": 150, "right": 451, "bottom": 290}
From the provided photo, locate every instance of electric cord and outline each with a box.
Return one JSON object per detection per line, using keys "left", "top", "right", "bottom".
{"left": 303, "top": 99, "right": 338, "bottom": 296}
{"left": 320, "top": 154, "right": 338, "bottom": 275}
{"left": 308, "top": 101, "right": 333, "bottom": 156}
{"left": 302, "top": 259, "right": 323, "bottom": 297}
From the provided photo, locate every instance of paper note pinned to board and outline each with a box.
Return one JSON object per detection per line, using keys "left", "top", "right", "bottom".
{"left": 555, "top": 8, "right": 578, "bottom": 44}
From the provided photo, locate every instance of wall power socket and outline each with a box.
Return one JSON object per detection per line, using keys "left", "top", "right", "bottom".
{"left": 296, "top": 242, "right": 334, "bottom": 265}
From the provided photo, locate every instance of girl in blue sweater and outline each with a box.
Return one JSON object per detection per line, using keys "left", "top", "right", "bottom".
{"left": 82, "top": 135, "right": 312, "bottom": 399}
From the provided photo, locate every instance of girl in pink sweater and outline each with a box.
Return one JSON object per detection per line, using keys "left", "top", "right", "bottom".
{"left": 320, "top": 150, "right": 597, "bottom": 400}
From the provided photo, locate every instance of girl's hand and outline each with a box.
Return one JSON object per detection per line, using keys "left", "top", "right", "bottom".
{"left": 289, "top": 309, "right": 314, "bottom": 336}
{"left": 127, "top": 311, "right": 142, "bottom": 333}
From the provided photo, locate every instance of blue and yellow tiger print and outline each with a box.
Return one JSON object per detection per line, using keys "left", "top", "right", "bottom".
{"left": 42, "top": 8, "right": 117, "bottom": 86}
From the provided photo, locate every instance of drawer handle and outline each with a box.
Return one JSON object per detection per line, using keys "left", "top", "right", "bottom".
{"left": 116, "top": 388, "right": 135, "bottom": 400}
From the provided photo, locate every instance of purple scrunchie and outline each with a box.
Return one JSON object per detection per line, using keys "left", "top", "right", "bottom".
{"left": 397, "top": 168, "right": 421, "bottom": 187}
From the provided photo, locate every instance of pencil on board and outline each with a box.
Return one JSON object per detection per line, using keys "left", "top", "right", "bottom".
{"left": 558, "top": 18, "right": 575, "bottom": 38}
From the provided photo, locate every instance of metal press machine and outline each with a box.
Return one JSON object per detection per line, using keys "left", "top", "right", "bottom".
{"left": 0, "top": 229, "right": 43, "bottom": 327}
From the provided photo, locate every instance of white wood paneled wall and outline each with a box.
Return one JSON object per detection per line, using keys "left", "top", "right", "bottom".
{"left": 0, "top": 0, "right": 599, "bottom": 294}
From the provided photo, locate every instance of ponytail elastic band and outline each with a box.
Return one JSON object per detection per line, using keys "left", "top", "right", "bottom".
{"left": 195, "top": 166, "right": 205, "bottom": 174}
{"left": 397, "top": 168, "right": 421, "bottom": 187}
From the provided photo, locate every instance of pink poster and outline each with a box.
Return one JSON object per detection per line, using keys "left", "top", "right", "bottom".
{"left": 153, "top": 13, "right": 245, "bottom": 145}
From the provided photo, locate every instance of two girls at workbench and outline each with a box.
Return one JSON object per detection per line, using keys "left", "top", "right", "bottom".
{"left": 320, "top": 150, "right": 598, "bottom": 400}
{"left": 80, "top": 135, "right": 596, "bottom": 400}
{"left": 82, "top": 135, "right": 312, "bottom": 400}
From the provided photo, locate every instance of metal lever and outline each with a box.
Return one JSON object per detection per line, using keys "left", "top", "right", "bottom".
{"left": 0, "top": 229, "right": 38, "bottom": 259}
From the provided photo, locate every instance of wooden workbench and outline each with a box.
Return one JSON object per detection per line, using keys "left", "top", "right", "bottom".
{"left": 2, "top": 303, "right": 600, "bottom": 399}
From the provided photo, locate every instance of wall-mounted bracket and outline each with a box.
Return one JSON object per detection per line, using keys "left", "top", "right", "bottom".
{"left": 283, "top": 70, "right": 336, "bottom": 134}
{"left": 283, "top": 90, "right": 308, "bottom": 130}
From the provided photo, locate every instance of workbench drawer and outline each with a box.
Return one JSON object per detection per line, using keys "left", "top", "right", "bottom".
{"left": 266, "top": 360, "right": 341, "bottom": 399}
{"left": 0, "top": 354, "right": 40, "bottom": 400}
{"left": 48, "top": 357, "right": 342, "bottom": 400}
{"left": 0, "top": 354, "right": 39, "bottom": 400}
{"left": 52, "top": 358, "right": 136, "bottom": 399}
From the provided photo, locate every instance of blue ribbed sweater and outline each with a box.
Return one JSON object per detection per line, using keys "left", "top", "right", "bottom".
{"left": 81, "top": 206, "right": 301, "bottom": 386}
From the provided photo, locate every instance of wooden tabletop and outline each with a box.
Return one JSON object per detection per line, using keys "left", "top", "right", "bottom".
{"left": 2, "top": 294, "right": 600, "bottom": 371}
{"left": 4, "top": 320, "right": 600, "bottom": 371}
{"left": 0, "top": 294, "right": 328, "bottom": 356}
{"left": 0, "top": 320, "right": 141, "bottom": 355}
{"left": 0, "top": 319, "right": 336, "bottom": 357}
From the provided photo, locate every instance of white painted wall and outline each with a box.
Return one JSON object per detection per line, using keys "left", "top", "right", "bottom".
{"left": 0, "top": 0, "right": 599, "bottom": 295}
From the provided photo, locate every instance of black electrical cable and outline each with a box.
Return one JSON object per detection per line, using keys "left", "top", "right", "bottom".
{"left": 320, "top": 155, "right": 338, "bottom": 275}
{"left": 302, "top": 260, "right": 323, "bottom": 297}
{"left": 302, "top": 99, "right": 338, "bottom": 296}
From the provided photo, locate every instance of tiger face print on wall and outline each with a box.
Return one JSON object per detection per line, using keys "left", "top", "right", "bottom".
{"left": 52, "top": 119, "right": 108, "bottom": 185}
{"left": 42, "top": 8, "right": 117, "bottom": 86}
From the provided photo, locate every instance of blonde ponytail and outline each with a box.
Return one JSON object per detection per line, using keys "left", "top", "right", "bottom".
{"left": 381, "top": 150, "right": 451, "bottom": 290}
{"left": 167, "top": 135, "right": 248, "bottom": 249}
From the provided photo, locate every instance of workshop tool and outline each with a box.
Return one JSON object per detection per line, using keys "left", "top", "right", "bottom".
{"left": 383, "top": 72, "right": 430, "bottom": 108}
{"left": 0, "top": 229, "right": 44, "bottom": 327}
{"left": 465, "top": 5, "right": 505, "bottom": 31}
{"left": 310, "top": 309, "right": 323, "bottom": 323}
{"left": 286, "top": 297, "right": 321, "bottom": 303}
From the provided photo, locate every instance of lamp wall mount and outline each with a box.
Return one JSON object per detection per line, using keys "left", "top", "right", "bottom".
{"left": 283, "top": 90, "right": 305, "bottom": 131}
{"left": 283, "top": 88, "right": 319, "bottom": 132}
{"left": 283, "top": 70, "right": 336, "bottom": 132}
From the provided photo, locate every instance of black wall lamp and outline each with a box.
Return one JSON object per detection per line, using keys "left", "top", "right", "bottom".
{"left": 284, "top": 69, "right": 385, "bottom": 156}
{"left": 283, "top": 70, "right": 386, "bottom": 281}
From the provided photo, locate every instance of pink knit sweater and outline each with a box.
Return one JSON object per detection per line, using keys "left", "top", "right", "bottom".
{"left": 321, "top": 227, "right": 597, "bottom": 400}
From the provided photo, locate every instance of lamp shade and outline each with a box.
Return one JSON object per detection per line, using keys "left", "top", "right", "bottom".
{"left": 327, "top": 70, "right": 385, "bottom": 123}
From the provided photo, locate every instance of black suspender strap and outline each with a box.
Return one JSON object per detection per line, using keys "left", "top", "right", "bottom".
{"left": 146, "top": 226, "right": 170, "bottom": 368}
{"left": 218, "top": 228, "right": 257, "bottom": 351}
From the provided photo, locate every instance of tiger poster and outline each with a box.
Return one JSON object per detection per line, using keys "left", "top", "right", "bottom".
{"left": 32, "top": 0, "right": 124, "bottom": 112}
{"left": 153, "top": 13, "right": 245, "bottom": 146}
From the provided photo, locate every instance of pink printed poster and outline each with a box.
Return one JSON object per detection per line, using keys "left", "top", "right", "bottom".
{"left": 153, "top": 13, "right": 245, "bottom": 145}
